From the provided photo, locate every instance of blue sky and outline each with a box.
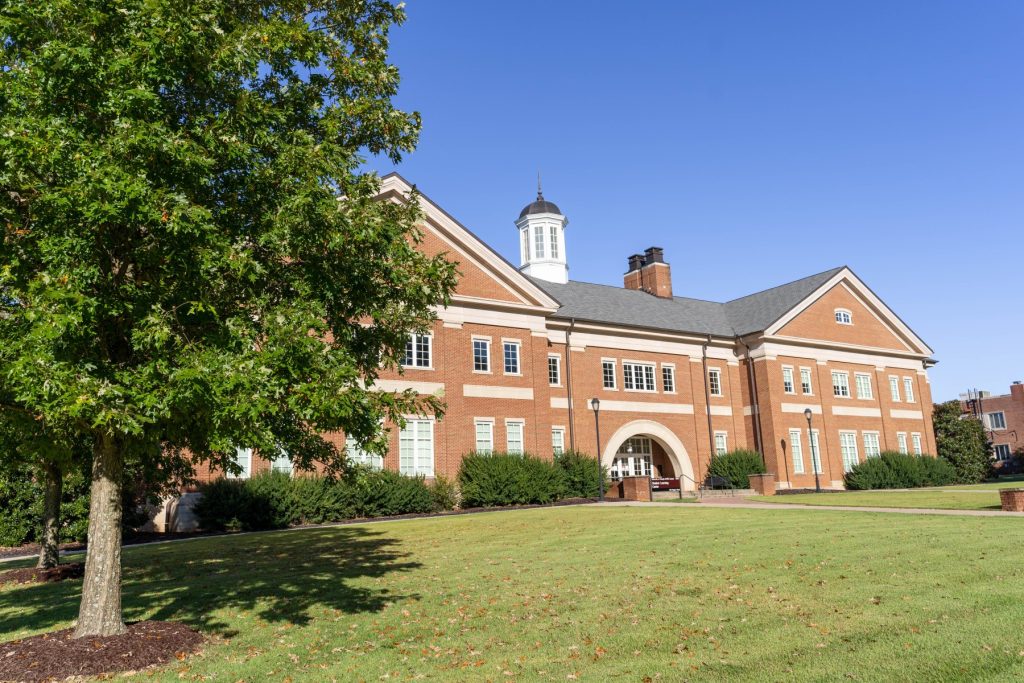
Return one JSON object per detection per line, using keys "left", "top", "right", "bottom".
{"left": 368, "top": 1, "right": 1024, "bottom": 402}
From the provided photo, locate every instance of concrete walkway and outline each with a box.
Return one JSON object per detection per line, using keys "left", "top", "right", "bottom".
{"left": 599, "top": 499, "right": 1024, "bottom": 517}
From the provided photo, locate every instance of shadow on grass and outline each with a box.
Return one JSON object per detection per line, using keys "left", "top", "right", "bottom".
{"left": 0, "top": 526, "right": 421, "bottom": 636}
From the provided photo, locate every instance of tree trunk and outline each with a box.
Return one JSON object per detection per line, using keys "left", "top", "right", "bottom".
{"left": 74, "top": 434, "right": 126, "bottom": 638}
{"left": 36, "top": 462, "right": 62, "bottom": 570}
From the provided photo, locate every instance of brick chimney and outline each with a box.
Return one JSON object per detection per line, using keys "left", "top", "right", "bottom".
{"left": 1011, "top": 381, "right": 1024, "bottom": 402}
{"left": 623, "top": 246, "right": 673, "bottom": 298}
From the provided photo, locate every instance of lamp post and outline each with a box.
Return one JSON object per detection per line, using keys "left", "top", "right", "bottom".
{"left": 591, "top": 398, "right": 603, "bottom": 501}
{"left": 804, "top": 408, "right": 821, "bottom": 493}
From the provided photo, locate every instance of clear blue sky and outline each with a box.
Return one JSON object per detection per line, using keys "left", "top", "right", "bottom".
{"left": 368, "top": 1, "right": 1024, "bottom": 402}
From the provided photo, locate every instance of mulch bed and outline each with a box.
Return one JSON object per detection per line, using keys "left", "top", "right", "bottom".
{"left": 0, "top": 621, "right": 203, "bottom": 682}
{"left": 0, "top": 562, "right": 84, "bottom": 586}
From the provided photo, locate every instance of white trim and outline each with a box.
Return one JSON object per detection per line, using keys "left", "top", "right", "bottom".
{"left": 834, "top": 308, "right": 853, "bottom": 325}
{"left": 551, "top": 397, "right": 569, "bottom": 409}
{"left": 505, "top": 418, "right": 526, "bottom": 455}
{"left": 832, "top": 406, "right": 882, "bottom": 417}
{"left": 463, "top": 385, "right": 534, "bottom": 400}
{"left": 709, "top": 405, "right": 733, "bottom": 416}
{"left": 372, "top": 379, "right": 445, "bottom": 396}
{"left": 708, "top": 367, "right": 723, "bottom": 396}
{"left": 890, "top": 409, "right": 924, "bottom": 420}
{"left": 547, "top": 353, "right": 562, "bottom": 387}
{"left": 590, "top": 400, "right": 694, "bottom": 415}
{"left": 599, "top": 419, "right": 695, "bottom": 491}
{"left": 782, "top": 403, "right": 821, "bottom": 414}
{"left": 713, "top": 431, "right": 728, "bottom": 455}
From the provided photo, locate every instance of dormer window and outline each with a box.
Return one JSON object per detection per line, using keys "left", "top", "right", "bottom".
{"left": 834, "top": 309, "right": 853, "bottom": 325}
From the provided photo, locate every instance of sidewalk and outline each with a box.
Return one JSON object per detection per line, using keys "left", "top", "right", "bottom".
{"left": 597, "top": 499, "right": 1024, "bottom": 517}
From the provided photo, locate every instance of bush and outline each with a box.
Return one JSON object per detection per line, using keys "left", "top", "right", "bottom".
{"left": 429, "top": 474, "right": 460, "bottom": 511}
{"left": 0, "top": 462, "right": 99, "bottom": 547}
{"left": 844, "top": 452, "right": 955, "bottom": 490}
{"left": 707, "top": 449, "right": 766, "bottom": 489}
{"left": 458, "top": 452, "right": 565, "bottom": 508}
{"left": 349, "top": 468, "right": 435, "bottom": 517}
{"left": 554, "top": 450, "right": 606, "bottom": 499}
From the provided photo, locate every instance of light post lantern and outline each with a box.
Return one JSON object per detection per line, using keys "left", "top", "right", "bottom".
{"left": 591, "top": 398, "right": 603, "bottom": 501}
{"left": 804, "top": 408, "right": 821, "bottom": 493}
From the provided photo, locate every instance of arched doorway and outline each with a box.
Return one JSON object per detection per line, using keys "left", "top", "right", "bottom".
{"left": 601, "top": 420, "right": 695, "bottom": 491}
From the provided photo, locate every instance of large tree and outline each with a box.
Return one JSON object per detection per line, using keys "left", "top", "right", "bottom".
{"left": 933, "top": 400, "right": 992, "bottom": 484}
{"left": 0, "top": 0, "right": 456, "bottom": 638}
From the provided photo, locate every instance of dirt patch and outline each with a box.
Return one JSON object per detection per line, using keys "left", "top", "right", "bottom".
{"left": 0, "top": 562, "right": 84, "bottom": 586}
{"left": 0, "top": 620, "right": 203, "bottom": 682}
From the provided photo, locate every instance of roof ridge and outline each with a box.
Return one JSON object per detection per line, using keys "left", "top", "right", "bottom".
{"left": 724, "top": 266, "right": 846, "bottom": 305}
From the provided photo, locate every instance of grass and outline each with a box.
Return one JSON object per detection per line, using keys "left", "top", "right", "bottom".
{"left": 750, "top": 490, "right": 1003, "bottom": 510}
{"left": 2, "top": 506, "right": 1024, "bottom": 681}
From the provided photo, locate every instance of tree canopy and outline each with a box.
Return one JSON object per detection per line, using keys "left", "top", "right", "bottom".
{"left": 933, "top": 401, "right": 992, "bottom": 484}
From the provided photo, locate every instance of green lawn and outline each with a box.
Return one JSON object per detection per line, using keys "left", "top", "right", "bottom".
{"left": 3, "top": 506, "right": 1024, "bottom": 681}
{"left": 750, "top": 490, "right": 1003, "bottom": 510}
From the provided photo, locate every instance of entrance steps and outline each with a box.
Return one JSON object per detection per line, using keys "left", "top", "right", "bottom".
{"left": 697, "top": 488, "right": 756, "bottom": 499}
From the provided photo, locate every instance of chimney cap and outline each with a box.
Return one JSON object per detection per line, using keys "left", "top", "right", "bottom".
{"left": 644, "top": 246, "right": 665, "bottom": 263}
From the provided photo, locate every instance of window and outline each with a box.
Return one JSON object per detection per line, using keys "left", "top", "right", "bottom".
{"left": 862, "top": 432, "right": 881, "bottom": 458}
{"left": 714, "top": 431, "right": 728, "bottom": 456}
{"left": 809, "top": 430, "right": 822, "bottom": 474}
{"left": 623, "top": 362, "right": 656, "bottom": 392}
{"left": 548, "top": 355, "right": 561, "bottom": 386}
{"left": 520, "top": 229, "right": 529, "bottom": 263}
{"left": 474, "top": 420, "right": 494, "bottom": 454}
{"left": 708, "top": 368, "right": 722, "bottom": 396}
{"left": 404, "top": 333, "right": 431, "bottom": 368}
{"left": 896, "top": 432, "right": 908, "bottom": 454}
{"left": 994, "top": 444, "right": 1012, "bottom": 461}
{"left": 271, "top": 450, "right": 292, "bottom": 475}
{"left": 534, "top": 226, "right": 545, "bottom": 259}
{"left": 911, "top": 433, "right": 922, "bottom": 455}
{"left": 611, "top": 437, "right": 652, "bottom": 479}
{"left": 835, "top": 309, "right": 852, "bottom": 325}
{"left": 506, "top": 420, "right": 525, "bottom": 455}
{"left": 889, "top": 376, "right": 901, "bottom": 402}
{"left": 903, "top": 377, "right": 915, "bottom": 403}
{"left": 987, "top": 412, "right": 1007, "bottom": 430}
{"left": 346, "top": 434, "right": 383, "bottom": 470}
{"left": 228, "top": 447, "right": 252, "bottom": 479}
{"left": 602, "top": 360, "right": 617, "bottom": 389}
{"left": 399, "top": 419, "right": 434, "bottom": 476}
{"left": 800, "top": 367, "right": 813, "bottom": 395}
{"left": 839, "top": 431, "right": 859, "bottom": 473}
{"left": 789, "top": 429, "right": 805, "bottom": 475}
{"left": 549, "top": 225, "right": 559, "bottom": 259}
{"left": 503, "top": 341, "right": 520, "bottom": 375}
{"left": 832, "top": 371, "right": 850, "bottom": 398}
{"left": 552, "top": 428, "right": 565, "bottom": 455}
{"left": 855, "top": 373, "right": 873, "bottom": 400}
{"left": 661, "top": 365, "right": 675, "bottom": 393}
{"left": 782, "top": 366, "right": 795, "bottom": 394}
{"left": 472, "top": 338, "right": 490, "bottom": 372}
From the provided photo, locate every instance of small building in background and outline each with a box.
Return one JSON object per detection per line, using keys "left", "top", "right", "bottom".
{"left": 961, "top": 383, "right": 1024, "bottom": 468}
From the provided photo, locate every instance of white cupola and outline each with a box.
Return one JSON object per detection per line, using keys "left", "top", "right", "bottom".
{"left": 515, "top": 179, "right": 569, "bottom": 284}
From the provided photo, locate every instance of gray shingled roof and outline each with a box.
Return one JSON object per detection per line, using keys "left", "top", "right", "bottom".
{"left": 529, "top": 267, "right": 844, "bottom": 338}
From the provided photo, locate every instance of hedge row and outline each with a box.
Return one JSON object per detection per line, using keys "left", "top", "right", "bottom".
{"left": 457, "top": 451, "right": 605, "bottom": 508}
{"left": 844, "top": 452, "right": 956, "bottom": 490}
{"left": 706, "top": 450, "right": 766, "bottom": 489}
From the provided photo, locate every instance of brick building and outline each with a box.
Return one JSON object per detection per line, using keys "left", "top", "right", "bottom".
{"left": 215, "top": 173, "right": 938, "bottom": 492}
{"left": 961, "top": 383, "right": 1024, "bottom": 466}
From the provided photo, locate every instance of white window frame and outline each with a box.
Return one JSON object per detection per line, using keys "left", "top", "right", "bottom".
{"left": 547, "top": 354, "right": 562, "bottom": 386}
{"left": 862, "top": 431, "right": 881, "bottom": 458}
{"left": 834, "top": 308, "right": 853, "bottom": 325}
{"left": 911, "top": 432, "right": 922, "bottom": 456}
{"left": 708, "top": 368, "right": 723, "bottom": 397}
{"left": 623, "top": 361, "right": 656, "bottom": 392}
{"left": 889, "top": 375, "right": 901, "bottom": 402}
{"left": 502, "top": 340, "right": 521, "bottom": 376}
{"left": 505, "top": 419, "right": 525, "bottom": 455}
{"left": 896, "top": 432, "right": 908, "bottom": 454}
{"left": 789, "top": 429, "right": 805, "bottom": 475}
{"left": 782, "top": 366, "right": 795, "bottom": 394}
{"left": 994, "top": 444, "right": 1012, "bottom": 461}
{"left": 399, "top": 418, "right": 435, "bottom": 477}
{"left": 474, "top": 418, "right": 494, "bottom": 455}
{"left": 551, "top": 427, "right": 566, "bottom": 455}
{"left": 611, "top": 437, "right": 653, "bottom": 479}
{"left": 839, "top": 431, "right": 859, "bottom": 473}
{"left": 800, "top": 367, "right": 813, "bottom": 395}
{"left": 832, "top": 371, "right": 850, "bottom": 399}
{"left": 472, "top": 337, "right": 490, "bottom": 373}
{"left": 228, "top": 447, "right": 252, "bottom": 479}
{"left": 533, "top": 225, "right": 546, "bottom": 259}
{"left": 548, "top": 224, "right": 559, "bottom": 260}
{"left": 661, "top": 364, "right": 676, "bottom": 394}
{"left": 902, "top": 377, "right": 915, "bottom": 403}
{"left": 986, "top": 412, "right": 1007, "bottom": 431}
{"left": 345, "top": 434, "right": 383, "bottom": 470}
{"left": 602, "top": 359, "right": 617, "bottom": 390}
{"left": 809, "top": 429, "right": 822, "bottom": 474}
{"left": 854, "top": 373, "right": 873, "bottom": 400}
{"left": 403, "top": 333, "right": 432, "bottom": 369}
{"left": 271, "top": 450, "right": 293, "bottom": 476}
{"left": 713, "top": 431, "right": 728, "bottom": 456}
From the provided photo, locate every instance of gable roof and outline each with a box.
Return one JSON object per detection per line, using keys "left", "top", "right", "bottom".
{"left": 724, "top": 267, "right": 845, "bottom": 336}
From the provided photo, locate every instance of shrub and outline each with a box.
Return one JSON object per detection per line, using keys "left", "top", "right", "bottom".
{"left": 844, "top": 452, "right": 954, "bottom": 490}
{"left": 349, "top": 468, "right": 435, "bottom": 517}
{"left": 192, "top": 477, "right": 264, "bottom": 531}
{"left": 554, "top": 450, "right": 605, "bottom": 499}
{"left": 458, "top": 452, "right": 565, "bottom": 508}
{"left": 430, "top": 474, "right": 460, "bottom": 511}
{"left": 0, "top": 466, "right": 38, "bottom": 547}
{"left": 707, "top": 449, "right": 766, "bottom": 489}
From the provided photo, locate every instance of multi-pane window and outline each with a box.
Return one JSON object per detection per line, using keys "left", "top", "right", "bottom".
{"left": 534, "top": 226, "right": 545, "bottom": 259}
{"left": 623, "top": 362, "right": 656, "bottom": 392}
{"left": 610, "top": 437, "right": 652, "bottom": 479}
{"left": 551, "top": 428, "right": 565, "bottom": 455}
{"left": 839, "top": 431, "right": 859, "bottom": 473}
{"left": 714, "top": 432, "right": 728, "bottom": 456}
{"left": 809, "top": 430, "right": 822, "bottom": 474}
{"left": 903, "top": 377, "right": 915, "bottom": 403}
{"left": 548, "top": 355, "right": 561, "bottom": 386}
{"left": 911, "top": 433, "right": 922, "bottom": 455}
{"left": 503, "top": 341, "right": 520, "bottom": 375}
{"left": 662, "top": 365, "right": 675, "bottom": 393}
{"left": 506, "top": 420, "right": 525, "bottom": 455}
{"left": 800, "top": 367, "right": 813, "bottom": 395}
{"left": 862, "top": 432, "right": 881, "bottom": 458}
{"left": 399, "top": 419, "right": 434, "bottom": 476}
{"left": 782, "top": 366, "right": 795, "bottom": 394}
{"left": 789, "top": 429, "right": 805, "bottom": 474}
{"left": 897, "top": 432, "right": 908, "bottom": 454}
{"left": 832, "top": 371, "right": 850, "bottom": 398}
{"left": 889, "top": 376, "right": 901, "bottom": 402}
{"left": 271, "top": 450, "right": 293, "bottom": 475}
{"left": 228, "top": 447, "right": 252, "bottom": 479}
{"left": 346, "top": 434, "right": 383, "bottom": 470}
{"left": 549, "top": 225, "right": 559, "bottom": 259}
{"left": 404, "top": 334, "right": 431, "bottom": 368}
{"left": 472, "top": 339, "right": 490, "bottom": 372}
{"left": 987, "top": 412, "right": 1007, "bottom": 430}
{"left": 835, "top": 309, "right": 852, "bottom": 325}
{"left": 855, "top": 373, "right": 873, "bottom": 400}
{"left": 708, "top": 368, "right": 723, "bottom": 396}
{"left": 602, "top": 360, "right": 617, "bottom": 389}
{"left": 520, "top": 229, "right": 529, "bottom": 263}
{"left": 474, "top": 420, "right": 494, "bottom": 454}
{"left": 994, "top": 444, "right": 1012, "bottom": 461}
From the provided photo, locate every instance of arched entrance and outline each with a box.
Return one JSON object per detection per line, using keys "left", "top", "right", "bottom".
{"left": 601, "top": 420, "right": 695, "bottom": 491}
